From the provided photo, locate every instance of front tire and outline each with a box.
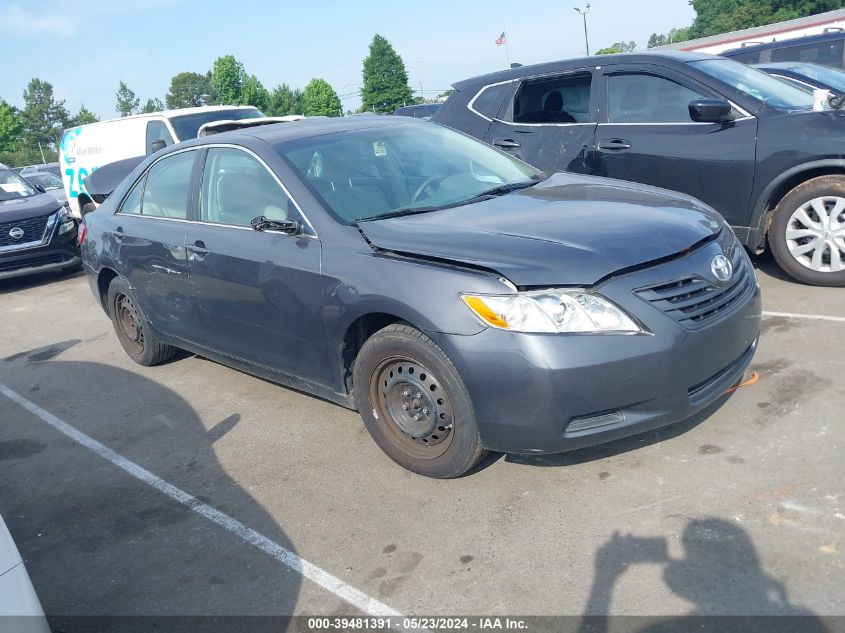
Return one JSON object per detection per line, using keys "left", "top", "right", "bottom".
{"left": 768, "top": 176, "right": 845, "bottom": 286}
{"left": 107, "top": 277, "right": 177, "bottom": 366}
{"left": 352, "top": 324, "right": 486, "bottom": 478}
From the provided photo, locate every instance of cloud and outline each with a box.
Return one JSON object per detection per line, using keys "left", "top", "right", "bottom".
{"left": 0, "top": 4, "right": 75, "bottom": 37}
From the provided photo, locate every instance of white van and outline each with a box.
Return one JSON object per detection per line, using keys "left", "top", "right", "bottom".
{"left": 59, "top": 105, "right": 262, "bottom": 216}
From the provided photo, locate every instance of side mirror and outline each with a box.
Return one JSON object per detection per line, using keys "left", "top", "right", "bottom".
{"left": 34, "top": 184, "right": 46, "bottom": 193}
{"left": 149, "top": 140, "right": 167, "bottom": 154}
{"left": 250, "top": 216, "right": 300, "bottom": 235}
{"left": 689, "top": 99, "right": 734, "bottom": 123}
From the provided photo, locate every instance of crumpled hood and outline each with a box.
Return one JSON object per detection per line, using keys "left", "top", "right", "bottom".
{"left": 358, "top": 172, "right": 724, "bottom": 286}
{"left": 0, "top": 193, "right": 62, "bottom": 223}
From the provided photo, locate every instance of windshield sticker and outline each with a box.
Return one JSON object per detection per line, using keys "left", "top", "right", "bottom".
{"left": 373, "top": 141, "right": 387, "bottom": 157}
{"left": 0, "top": 183, "right": 26, "bottom": 194}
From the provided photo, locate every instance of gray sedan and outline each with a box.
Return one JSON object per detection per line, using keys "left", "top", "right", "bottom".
{"left": 80, "top": 117, "right": 761, "bottom": 478}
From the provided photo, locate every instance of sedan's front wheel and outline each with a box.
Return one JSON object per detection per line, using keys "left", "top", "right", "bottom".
{"left": 353, "top": 324, "right": 486, "bottom": 478}
{"left": 769, "top": 176, "right": 845, "bottom": 286}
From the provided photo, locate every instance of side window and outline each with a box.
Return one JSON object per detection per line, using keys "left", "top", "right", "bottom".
{"left": 200, "top": 147, "right": 300, "bottom": 228}
{"left": 471, "top": 83, "right": 510, "bottom": 119}
{"left": 607, "top": 73, "right": 705, "bottom": 123}
{"left": 145, "top": 120, "right": 175, "bottom": 154}
{"left": 771, "top": 39, "right": 845, "bottom": 67}
{"left": 512, "top": 72, "right": 592, "bottom": 123}
{"left": 118, "top": 176, "right": 145, "bottom": 215}
{"left": 141, "top": 150, "right": 196, "bottom": 219}
{"left": 726, "top": 49, "right": 761, "bottom": 64}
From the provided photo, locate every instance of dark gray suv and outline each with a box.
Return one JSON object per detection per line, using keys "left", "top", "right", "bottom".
{"left": 81, "top": 117, "right": 761, "bottom": 478}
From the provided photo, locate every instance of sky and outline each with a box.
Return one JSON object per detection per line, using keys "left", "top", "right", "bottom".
{"left": 0, "top": 0, "right": 696, "bottom": 118}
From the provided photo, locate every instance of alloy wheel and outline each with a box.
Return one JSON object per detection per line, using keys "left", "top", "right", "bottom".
{"left": 785, "top": 196, "right": 845, "bottom": 273}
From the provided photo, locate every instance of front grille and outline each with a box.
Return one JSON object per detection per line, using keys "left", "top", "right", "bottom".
{"left": 0, "top": 253, "right": 67, "bottom": 273}
{"left": 0, "top": 213, "right": 52, "bottom": 247}
{"left": 635, "top": 248, "right": 754, "bottom": 330}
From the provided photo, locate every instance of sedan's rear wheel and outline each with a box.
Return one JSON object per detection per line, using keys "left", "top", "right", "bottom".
{"left": 353, "top": 324, "right": 486, "bottom": 478}
{"left": 769, "top": 176, "right": 845, "bottom": 286}
{"left": 107, "top": 277, "right": 177, "bottom": 366}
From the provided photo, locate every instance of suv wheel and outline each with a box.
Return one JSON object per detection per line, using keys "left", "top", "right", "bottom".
{"left": 352, "top": 324, "right": 486, "bottom": 478}
{"left": 769, "top": 176, "right": 845, "bottom": 286}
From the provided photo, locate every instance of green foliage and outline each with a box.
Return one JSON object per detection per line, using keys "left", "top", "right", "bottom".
{"left": 302, "top": 78, "right": 342, "bottom": 117}
{"left": 0, "top": 100, "right": 22, "bottom": 154}
{"left": 21, "top": 78, "right": 69, "bottom": 153}
{"left": 361, "top": 34, "right": 414, "bottom": 113}
{"left": 267, "top": 83, "right": 304, "bottom": 116}
{"left": 647, "top": 27, "right": 692, "bottom": 48}
{"left": 115, "top": 81, "right": 140, "bottom": 117}
{"left": 69, "top": 105, "right": 99, "bottom": 127}
{"left": 688, "top": 0, "right": 842, "bottom": 39}
{"left": 241, "top": 74, "right": 269, "bottom": 111}
{"left": 211, "top": 55, "right": 246, "bottom": 104}
{"left": 141, "top": 97, "right": 166, "bottom": 113}
{"left": 596, "top": 41, "right": 637, "bottom": 55}
{"left": 166, "top": 72, "right": 216, "bottom": 109}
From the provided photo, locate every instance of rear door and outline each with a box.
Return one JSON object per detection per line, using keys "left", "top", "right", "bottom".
{"left": 185, "top": 146, "right": 328, "bottom": 385}
{"left": 593, "top": 64, "right": 758, "bottom": 228}
{"left": 483, "top": 68, "right": 599, "bottom": 174}
{"left": 108, "top": 148, "right": 205, "bottom": 345}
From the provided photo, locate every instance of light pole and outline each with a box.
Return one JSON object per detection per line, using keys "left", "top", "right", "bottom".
{"left": 573, "top": 3, "right": 591, "bottom": 56}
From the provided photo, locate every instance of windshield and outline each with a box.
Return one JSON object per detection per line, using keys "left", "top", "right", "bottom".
{"left": 783, "top": 62, "right": 845, "bottom": 93}
{"left": 25, "top": 172, "right": 63, "bottom": 190}
{"left": 691, "top": 59, "right": 814, "bottom": 110}
{"left": 169, "top": 108, "right": 263, "bottom": 140}
{"left": 277, "top": 123, "right": 539, "bottom": 223}
{"left": 0, "top": 168, "right": 38, "bottom": 201}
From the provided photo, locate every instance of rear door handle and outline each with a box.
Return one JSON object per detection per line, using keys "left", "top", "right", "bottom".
{"left": 188, "top": 240, "right": 210, "bottom": 260}
{"left": 598, "top": 139, "right": 632, "bottom": 151}
{"left": 493, "top": 138, "right": 521, "bottom": 149}
{"left": 110, "top": 228, "right": 125, "bottom": 241}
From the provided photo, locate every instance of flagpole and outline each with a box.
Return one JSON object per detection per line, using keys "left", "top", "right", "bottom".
{"left": 503, "top": 26, "right": 511, "bottom": 67}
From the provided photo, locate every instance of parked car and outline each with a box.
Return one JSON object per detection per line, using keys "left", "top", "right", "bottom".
{"left": 0, "top": 166, "right": 79, "bottom": 280}
{"left": 17, "top": 162, "right": 61, "bottom": 179}
{"left": 433, "top": 51, "right": 845, "bottom": 286}
{"left": 394, "top": 104, "right": 441, "bottom": 119}
{"left": 59, "top": 105, "right": 264, "bottom": 217}
{"left": 22, "top": 171, "right": 68, "bottom": 206}
{"left": 722, "top": 29, "right": 845, "bottom": 68}
{"left": 81, "top": 117, "right": 761, "bottom": 478}
{"left": 754, "top": 61, "right": 845, "bottom": 96}
{"left": 0, "top": 514, "right": 49, "bottom": 632}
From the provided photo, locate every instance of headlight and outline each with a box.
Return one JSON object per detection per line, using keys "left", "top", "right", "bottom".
{"left": 462, "top": 290, "right": 643, "bottom": 334}
{"left": 56, "top": 207, "right": 76, "bottom": 235}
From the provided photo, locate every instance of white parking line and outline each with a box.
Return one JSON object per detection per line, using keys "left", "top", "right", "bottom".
{"left": 0, "top": 383, "right": 402, "bottom": 618}
{"left": 762, "top": 311, "right": 845, "bottom": 323}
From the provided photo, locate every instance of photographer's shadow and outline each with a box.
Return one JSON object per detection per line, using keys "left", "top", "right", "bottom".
{"left": 579, "top": 518, "right": 828, "bottom": 633}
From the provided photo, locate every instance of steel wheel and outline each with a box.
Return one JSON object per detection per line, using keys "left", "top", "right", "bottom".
{"left": 369, "top": 356, "right": 455, "bottom": 460}
{"left": 785, "top": 196, "right": 845, "bottom": 273}
{"left": 113, "top": 292, "right": 145, "bottom": 355}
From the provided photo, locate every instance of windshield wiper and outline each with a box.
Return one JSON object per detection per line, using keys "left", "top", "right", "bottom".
{"left": 355, "top": 205, "right": 447, "bottom": 223}
{"left": 461, "top": 180, "right": 538, "bottom": 204}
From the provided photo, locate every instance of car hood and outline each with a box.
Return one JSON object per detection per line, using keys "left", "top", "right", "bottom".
{"left": 0, "top": 193, "right": 62, "bottom": 223}
{"left": 83, "top": 155, "right": 145, "bottom": 203}
{"left": 357, "top": 173, "right": 723, "bottom": 286}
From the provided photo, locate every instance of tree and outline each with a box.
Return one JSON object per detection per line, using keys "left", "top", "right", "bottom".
{"left": 361, "top": 34, "right": 414, "bottom": 113}
{"left": 69, "top": 105, "right": 99, "bottom": 127}
{"left": 267, "top": 83, "right": 304, "bottom": 116}
{"left": 0, "top": 100, "right": 22, "bottom": 154}
{"left": 20, "top": 78, "right": 69, "bottom": 157}
{"left": 596, "top": 41, "right": 637, "bottom": 55}
{"left": 166, "top": 72, "right": 216, "bottom": 109}
{"left": 688, "top": 0, "right": 840, "bottom": 39}
{"left": 211, "top": 55, "right": 246, "bottom": 104}
{"left": 302, "top": 78, "right": 342, "bottom": 117}
{"left": 141, "top": 97, "right": 166, "bottom": 113}
{"left": 241, "top": 74, "right": 269, "bottom": 111}
{"left": 115, "top": 81, "right": 140, "bottom": 117}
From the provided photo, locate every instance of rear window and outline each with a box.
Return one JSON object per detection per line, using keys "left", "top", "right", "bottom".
{"left": 471, "top": 83, "right": 510, "bottom": 119}
{"left": 168, "top": 108, "right": 263, "bottom": 140}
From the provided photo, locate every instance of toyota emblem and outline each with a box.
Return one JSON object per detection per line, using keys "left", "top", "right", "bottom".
{"left": 711, "top": 254, "right": 733, "bottom": 283}
{"left": 8, "top": 227, "right": 24, "bottom": 240}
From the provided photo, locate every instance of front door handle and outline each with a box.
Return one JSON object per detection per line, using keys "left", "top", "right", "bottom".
{"left": 188, "top": 240, "right": 210, "bottom": 260}
{"left": 598, "top": 139, "right": 632, "bottom": 151}
{"left": 493, "top": 138, "right": 521, "bottom": 149}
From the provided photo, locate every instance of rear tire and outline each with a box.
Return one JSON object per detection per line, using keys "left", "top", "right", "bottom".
{"left": 352, "top": 324, "right": 486, "bottom": 478}
{"left": 768, "top": 176, "right": 845, "bottom": 286}
{"left": 106, "top": 277, "right": 177, "bottom": 366}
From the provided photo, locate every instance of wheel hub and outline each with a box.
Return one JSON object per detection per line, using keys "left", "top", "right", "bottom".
{"left": 785, "top": 196, "right": 845, "bottom": 273}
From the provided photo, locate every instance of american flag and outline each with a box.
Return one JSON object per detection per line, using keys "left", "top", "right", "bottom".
{"left": 495, "top": 32, "right": 506, "bottom": 46}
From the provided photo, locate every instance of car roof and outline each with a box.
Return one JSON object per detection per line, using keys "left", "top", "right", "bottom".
{"left": 723, "top": 29, "right": 845, "bottom": 55}
{"left": 179, "top": 114, "right": 421, "bottom": 148}
{"left": 451, "top": 51, "right": 714, "bottom": 90}
{"left": 64, "top": 105, "right": 262, "bottom": 131}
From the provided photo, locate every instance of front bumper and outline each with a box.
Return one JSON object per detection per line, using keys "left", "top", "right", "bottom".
{"left": 0, "top": 224, "right": 80, "bottom": 281}
{"left": 433, "top": 238, "right": 762, "bottom": 454}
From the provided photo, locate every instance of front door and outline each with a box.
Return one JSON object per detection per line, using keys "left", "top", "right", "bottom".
{"left": 484, "top": 68, "right": 598, "bottom": 174}
{"left": 185, "top": 146, "right": 328, "bottom": 385}
{"left": 593, "top": 65, "right": 758, "bottom": 228}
